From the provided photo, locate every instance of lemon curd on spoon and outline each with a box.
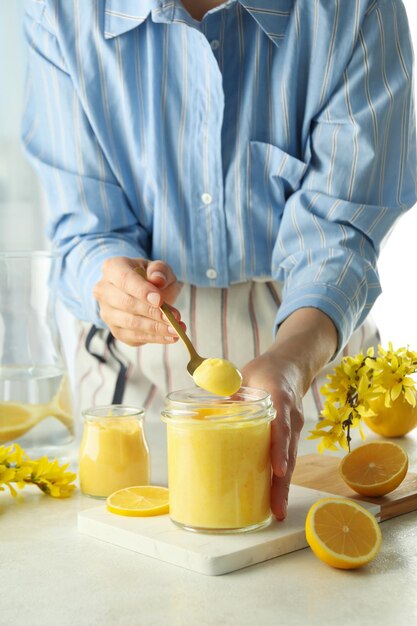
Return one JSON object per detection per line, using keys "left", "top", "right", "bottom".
{"left": 192, "top": 357, "right": 242, "bottom": 396}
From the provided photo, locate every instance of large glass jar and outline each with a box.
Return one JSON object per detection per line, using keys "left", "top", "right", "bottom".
{"left": 79, "top": 405, "right": 150, "bottom": 498}
{"left": 161, "top": 387, "right": 276, "bottom": 533}
{"left": 0, "top": 251, "right": 74, "bottom": 458}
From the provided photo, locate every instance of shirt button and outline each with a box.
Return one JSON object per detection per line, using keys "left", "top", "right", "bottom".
{"left": 206, "top": 268, "right": 217, "bottom": 279}
{"left": 201, "top": 192, "right": 213, "bottom": 205}
{"left": 210, "top": 39, "right": 220, "bottom": 50}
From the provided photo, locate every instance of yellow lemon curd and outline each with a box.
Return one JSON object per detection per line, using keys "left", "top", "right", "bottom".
{"left": 192, "top": 357, "right": 242, "bottom": 396}
{"left": 79, "top": 411, "right": 150, "bottom": 498}
{"left": 162, "top": 388, "right": 275, "bottom": 532}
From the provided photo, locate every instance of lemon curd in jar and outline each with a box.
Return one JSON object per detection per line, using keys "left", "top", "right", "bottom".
{"left": 79, "top": 405, "right": 150, "bottom": 498}
{"left": 161, "top": 388, "right": 276, "bottom": 533}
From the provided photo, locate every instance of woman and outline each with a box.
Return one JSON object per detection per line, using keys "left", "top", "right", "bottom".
{"left": 22, "top": 0, "right": 416, "bottom": 519}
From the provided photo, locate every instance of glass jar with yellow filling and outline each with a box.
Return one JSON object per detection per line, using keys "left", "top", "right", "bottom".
{"left": 79, "top": 405, "right": 150, "bottom": 498}
{"left": 161, "top": 387, "right": 275, "bottom": 533}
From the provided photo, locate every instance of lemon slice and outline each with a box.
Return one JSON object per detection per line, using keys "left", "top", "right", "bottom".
{"left": 305, "top": 497, "right": 382, "bottom": 569}
{"left": 106, "top": 486, "right": 169, "bottom": 517}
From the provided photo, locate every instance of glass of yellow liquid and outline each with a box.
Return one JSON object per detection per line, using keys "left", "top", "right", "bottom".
{"left": 79, "top": 405, "right": 150, "bottom": 498}
{"left": 161, "top": 387, "right": 276, "bottom": 533}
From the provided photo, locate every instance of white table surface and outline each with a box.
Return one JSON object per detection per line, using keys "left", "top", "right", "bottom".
{"left": 2, "top": 419, "right": 417, "bottom": 626}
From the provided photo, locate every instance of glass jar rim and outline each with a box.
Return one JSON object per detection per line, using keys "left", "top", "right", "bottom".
{"left": 161, "top": 386, "right": 276, "bottom": 425}
{"left": 82, "top": 404, "right": 145, "bottom": 422}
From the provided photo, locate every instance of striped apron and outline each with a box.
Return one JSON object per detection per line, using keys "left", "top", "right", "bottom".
{"left": 73, "top": 280, "right": 379, "bottom": 425}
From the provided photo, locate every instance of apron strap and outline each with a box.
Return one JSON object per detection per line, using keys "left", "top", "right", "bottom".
{"left": 106, "top": 332, "right": 128, "bottom": 405}
{"left": 84, "top": 324, "right": 128, "bottom": 404}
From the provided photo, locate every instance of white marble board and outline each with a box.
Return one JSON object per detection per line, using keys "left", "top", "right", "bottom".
{"left": 77, "top": 485, "right": 381, "bottom": 576}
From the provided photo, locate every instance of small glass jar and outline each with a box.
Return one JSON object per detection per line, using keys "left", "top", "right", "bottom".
{"left": 79, "top": 405, "right": 150, "bottom": 498}
{"left": 161, "top": 387, "right": 276, "bottom": 533}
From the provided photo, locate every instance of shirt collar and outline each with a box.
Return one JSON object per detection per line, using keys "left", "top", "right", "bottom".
{"left": 103, "top": 0, "right": 294, "bottom": 46}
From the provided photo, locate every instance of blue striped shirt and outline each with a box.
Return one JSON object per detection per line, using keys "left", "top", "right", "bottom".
{"left": 22, "top": 0, "right": 417, "bottom": 350}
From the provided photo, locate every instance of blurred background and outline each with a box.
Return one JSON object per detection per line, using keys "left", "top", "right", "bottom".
{"left": 0, "top": 2, "right": 45, "bottom": 250}
{"left": 0, "top": 0, "right": 416, "bottom": 351}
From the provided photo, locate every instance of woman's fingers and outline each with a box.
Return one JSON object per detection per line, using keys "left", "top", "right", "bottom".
{"left": 93, "top": 280, "right": 181, "bottom": 322}
{"left": 270, "top": 405, "right": 291, "bottom": 477}
{"left": 109, "top": 325, "right": 179, "bottom": 347}
{"left": 240, "top": 352, "right": 305, "bottom": 521}
{"left": 98, "top": 304, "right": 178, "bottom": 341}
{"left": 270, "top": 400, "right": 303, "bottom": 520}
{"left": 270, "top": 397, "right": 303, "bottom": 475}
{"left": 100, "top": 257, "right": 164, "bottom": 306}
{"left": 270, "top": 420, "right": 302, "bottom": 520}
{"left": 146, "top": 259, "right": 179, "bottom": 289}
{"left": 93, "top": 257, "right": 185, "bottom": 346}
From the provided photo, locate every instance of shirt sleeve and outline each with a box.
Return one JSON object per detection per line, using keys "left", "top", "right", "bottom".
{"left": 273, "top": 0, "right": 417, "bottom": 353}
{"left": 21, "top": 4, "right": 151, "bottom": 326}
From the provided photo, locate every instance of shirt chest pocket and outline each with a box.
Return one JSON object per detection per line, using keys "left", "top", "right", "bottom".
{"left": 249, "top": 141, "right": 308, "bottom": 217}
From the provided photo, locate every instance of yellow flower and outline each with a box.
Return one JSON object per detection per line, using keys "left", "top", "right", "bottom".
{"left": 321, "top": 351, "right": 373, "bottom": 406}
{"left": 30, "top": 456, "right": 76, "bottom": 498}
{"left": 0, "top": 444, "right": 76, "bottom": 499}
{"left": 308, "top": 403, "right": 351, "bottom": 452}
{"left": 367, "top": 344, "right": 417, "bottom": 408}
{"left": 309, "top": 344, "right": 417, "bottom": 453}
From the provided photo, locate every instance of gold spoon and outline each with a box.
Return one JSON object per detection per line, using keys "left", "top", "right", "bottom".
{"left": 135, "top": 267, "right": 243, "bottom": 395}
{"left": 135, "top": 267, "right": 205, "bottom": 375}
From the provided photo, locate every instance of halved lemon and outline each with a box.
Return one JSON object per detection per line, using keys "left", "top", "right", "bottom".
{"left": 0, "top": 375, "right": 74, "bottom": 443}
{"left": 339, "top": 441, "right": 408, "bottom": 497}
{"left": 0, "top": 403, "right": 41, "bottom": 442}
{"left": 106, "top": 486, "right": 169, "bottom": 517}
{"left": 305, "top": 497, "right": 382, "bottom": 569}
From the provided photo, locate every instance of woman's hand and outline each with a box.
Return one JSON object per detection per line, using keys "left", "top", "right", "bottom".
{"left": 242, "top": 307, "right": 338, "bottom": 521}
{"left": 93, "top": 256, "right": 184, "bottom": 346}
{"left": 241, "top": 351, "right": 304, "bottom": 521}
